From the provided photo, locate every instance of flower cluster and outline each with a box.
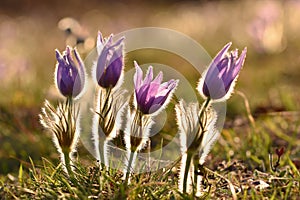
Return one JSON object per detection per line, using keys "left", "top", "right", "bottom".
{"left": 40, "top": 30, "right": 247, "bottom": 198}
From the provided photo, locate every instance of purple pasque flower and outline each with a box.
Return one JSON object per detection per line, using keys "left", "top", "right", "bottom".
{"left": 55, "top": 46, "right": 86, "bottom": 99}
{"left": 198, "top": 42, "right": 247, "bottom": 101}
{"left": 94, "top": 32, "right": 124, "bottom": 89}
{"left": 133, "top": 61, "right": 178, "bottom": 115}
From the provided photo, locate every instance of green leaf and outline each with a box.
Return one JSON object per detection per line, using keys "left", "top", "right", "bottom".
{"left": 18, "top": 164, "right": 23, "bottom": 185}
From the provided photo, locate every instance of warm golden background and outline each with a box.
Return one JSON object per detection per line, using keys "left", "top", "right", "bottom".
{"left": 0, "top": 0, "right": 299, "bottom": 174}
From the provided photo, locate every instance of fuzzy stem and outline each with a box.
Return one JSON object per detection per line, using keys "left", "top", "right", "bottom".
{"left": 63, "top": 149, "right": 73, "bottom": 177}
{"left": 193, "top": 154, "right": 203, "bottom": 196}
{"left": 98, "top": 138, "right": 106, "bottom": 170}
{"left": 64, "top": 97, "right": 74, "bottom": 177}
{"left": 198, "top": 98, "right": 211, "bottom": 126}
{"left": 103, "top": 140, "right": 109, "bottom": 167}
{"left": 67, "top": 96, "right": 73, "bottom": 107}
{"left": 96, "top": 88, "right": 112, "bottom": 170}
{"left": 124, "top": 150, "right": 135, "bottom": 184}
{"left": 183, "top": 151, "right": 193, "bottom": 193}
{"left": 193, "top": 154, "right": 200, "bottom": 195}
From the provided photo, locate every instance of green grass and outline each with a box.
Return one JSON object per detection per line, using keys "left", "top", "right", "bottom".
{"left": 1, "top": 99, "right": 299, "bottom": 199}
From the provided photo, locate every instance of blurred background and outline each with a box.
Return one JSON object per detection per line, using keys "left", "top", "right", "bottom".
{"left": 0, "top": 0, "right": 299, "bottom": 174}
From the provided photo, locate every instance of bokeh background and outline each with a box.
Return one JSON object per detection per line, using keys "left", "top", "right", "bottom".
{"left": 0, "top": 0, "right": 299, "bottom": 174}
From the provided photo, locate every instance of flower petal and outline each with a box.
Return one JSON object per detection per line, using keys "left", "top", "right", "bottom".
{"left": 212, "top": 42, "right": 232, "bottom": 67}
{"left": 134, "top": 61, "right": 143, "bottom": 90}
{"left": 133, "top": 64, "right": 178, "bottom": 114}
{"left": 97, "top": 31, "right": 105, "bottom": 54}
{"left": 143, "top": 66, "right": 153, "bottom": 86}
{"left": 73, "top": 48, "right": 85, "bottom": 88}
{"left": 152, "top": 71, "right": 163, "bottom": 84}
{"left": 233, "top": 47, "right": 247, "bottom": 77}
{"left": 55, "top": 47, "right": 85, "bottom": 98}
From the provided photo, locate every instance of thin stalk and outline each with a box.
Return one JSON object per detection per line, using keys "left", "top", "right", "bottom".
{"left": 101, "top": 88, "right": 112, "bottom": 114}
{"left": 97, "top": 87, "right": 112, "bottom": 170}
{"left": 183, "top": 152, "right": 193, "bottom": 193}
{"left": 193, "top": 154, "right": 200, "bottom": 195}
{"left": 124, "top": 151, "right": 135, "bottom": 184}
{"left": 63, "top": 149, "right": 73, "bottom": 178}
{"left": 182, "top": 98, "right": 210, "bottom": 194}
{"left": 103, "top": 140, "right": 109, "bottom": 167}
{"left": 198, "top": 98, "right": 211, "bottom": 129}
{"left": 98, "top": 139, "right": 106, "bottom": 170}
{"left": 66, "top": 96, "right": 73, "bottom": 108}
{"left": 64, "top": 97, "right": 75, "bottom": 178}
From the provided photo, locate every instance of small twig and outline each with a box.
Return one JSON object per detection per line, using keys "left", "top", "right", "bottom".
{"left": 236, "top": 90, "right": 256, "bottom": 128}
{"left": 204, "top": 167, "right": 238, "bottom": 200}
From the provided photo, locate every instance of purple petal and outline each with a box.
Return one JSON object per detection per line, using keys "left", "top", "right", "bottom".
{"left": 73, "top": 48, "right": 85, "bottom": 87}
{"left": 137, "top": 84, "right": 150, "bottom": 109}
{"left": 231, "top": 49, "right": 239, "bottom": 59}
{"left": 151, "top": 84, "right": 175, "bottom": 109}
{"left": 96, "top": 47, "right": 110, "bottom": 83}
{"left": 55, "top": 47, "right": 85, "bottom": 98}
{"left": 217, "top": 59, "right": 229, "bottom": 79}
{"left": 55, "top": 49, "right": 65, "bottom": 65}
{"left": 110, "top": 36, "right": 125, "bottom": 48}
{"left": 134, "top": 61, "right": 143, "bottom": 90}
{"left": 133, "top": 65, "right": 178, "bottom": 114}
{"left": 233, "top": 47, "right": 247, "bottom": 77}
{"left": 98, "top": 31, "right": 104, "bottom": 44}
{"left": 145, "top": 82, "right": 160, "bottom": 102}
{"left": 95, "top": 33, "right": 125, "bottom": 89}
{"left": 65, "top": 46, "right": 76, "bottom": 70}
{"left": 147, "top": 103, "right": 161, "bottom": 114}
{"left": 99, "top": 50, "right": 123, "bottom": 88}
{"left": 97, "top": 31, "right": 105, "bottom": 54}
{"left": 152, "top": 71, "right": 163, "bottom": 84}
{"left": 202, "top": 77, "right": 226, "bottom": 99}
{"left": 105, "top": 34, "right": 114, "bottom": 46}
{"left": 201, "top": 44, "right": 247, "bottom": 100}
{"left": 151, "top": 95, "right": 166, "bottom": 107}
{"left": 143, "top": 66, "right": 153, "bottom": 86}
{"left": 212, "top": 42, "right": 232, "bottom": 66}
{"left": 168, "top": 79, "right": 178, "bottom": 90}
{"left": 204, "top": 43, "right": 231, "bottom": 83}
{"left": 155, "top": 79, "right": 177, "bottom": 97}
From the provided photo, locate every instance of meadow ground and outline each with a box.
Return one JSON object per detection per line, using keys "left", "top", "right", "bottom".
{"left": 0, "top": 0, "right": 299, "bottom": 199}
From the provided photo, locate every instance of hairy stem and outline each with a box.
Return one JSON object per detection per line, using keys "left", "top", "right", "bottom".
{"left": 124, "top": 151, "right": 135, "bottom": 185}
{"left": 98, "top": 139, "right": 106, "bottom": 170}
{"left": 183, "top": 152, "right": 193, "bottom": 193}
{"left": 63, "top": 149, "right": 73, "bottom": 178}
{"left": 193, "top": 154, "right": 200, "bottom": 195}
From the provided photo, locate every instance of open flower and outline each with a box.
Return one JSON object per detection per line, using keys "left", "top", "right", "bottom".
{"left": 55, "top": 46, "right": 86, "bottom": 99}
{"left": 197, "top": 42, "right": 247, "bottom": 101}
{"left": 94, "top": 32, "right": 124, "bottom": 89}
{"left": 122, "top": 62, "right": 178, "bottom": 183}
{"left": 134, "top": 61, "right": 178, "bottom": 115}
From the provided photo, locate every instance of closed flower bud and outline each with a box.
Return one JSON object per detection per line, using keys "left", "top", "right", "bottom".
{"left": 94, "top": 32, "right": 124, "bottom": 89}
{"left": 198, "top": 42, "right": 247, "bottom": 101}
{"left": 55, "top": 46, "right": 86, "bottom": 99}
